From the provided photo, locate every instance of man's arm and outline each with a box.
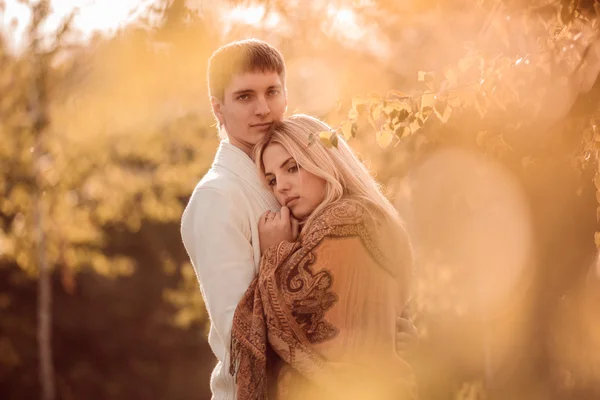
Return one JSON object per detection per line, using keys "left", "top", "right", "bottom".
{"left": 181, "top": 188, "right": 255, "bottom": 361}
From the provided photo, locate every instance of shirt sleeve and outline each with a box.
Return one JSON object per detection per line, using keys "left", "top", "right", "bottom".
{"left": 181, "top": 188, "right": 256, "bottom": 362}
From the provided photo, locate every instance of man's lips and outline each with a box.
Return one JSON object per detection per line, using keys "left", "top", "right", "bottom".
{"left": 250, "top": 122, "right": 273, "bottom": 128}
{"left": 285, "top": 196, "right": 299, "bottom": 207}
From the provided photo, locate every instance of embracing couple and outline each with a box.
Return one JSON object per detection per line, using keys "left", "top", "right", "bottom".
{"left": 181, "top": 39, "right": 418, "bottom": 400}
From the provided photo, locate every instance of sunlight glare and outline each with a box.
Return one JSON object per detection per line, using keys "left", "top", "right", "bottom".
{"left": 225, "top": 5, "right": 266, "bottom": 26}
{"left": 326, "top": 5, "right": 363, "bottom": 41}
{"left": 1, "top": 0, "right": 160, "bottom": 51}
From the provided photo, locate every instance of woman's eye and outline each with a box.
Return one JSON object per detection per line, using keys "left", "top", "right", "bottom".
{"left": 267, "top": 178, "right": 276, "bottom": 187}
{"left": 288, "top": 165, "right": 298, "bottom": 173}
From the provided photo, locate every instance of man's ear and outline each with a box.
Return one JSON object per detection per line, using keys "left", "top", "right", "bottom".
{"left": 210, "top": 96, "right": 225, "bottom": 126}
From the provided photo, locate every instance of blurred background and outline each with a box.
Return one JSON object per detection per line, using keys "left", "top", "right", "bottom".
{"left": 1, "top": 0, "right": 600, "bottom": 399}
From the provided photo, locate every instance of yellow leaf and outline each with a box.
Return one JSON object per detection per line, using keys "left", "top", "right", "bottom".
{"left": 409, "top": 119, "right": 421, "bottom": 134}
{"left": 371, "top": 104, "right": 382, "bottom": 121}
{"left": 434, "top": 104, "right": 452, "bottom": 123}
{"left": 352, "top": 97, "right": 368, "bottom": 109}
{"left": 387, "top": 89, "right": 410, "bottom": 99}
{"left": 421, "top": 91, "right": 435, "bottom": 110}
{"left": 340, "top": 122, "right": 353, "bottom": 140}
{"left": 318, "top": 131, "right": 333, "bottom": 148}
{"left": 377, "top": 129, "right": 393, "bottom": 148}
{"left": 383, "top": 104, "right": 396, "bottom": 114}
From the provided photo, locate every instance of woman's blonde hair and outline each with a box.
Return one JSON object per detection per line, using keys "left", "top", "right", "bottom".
{"left": 254, "top": 114, "right": 405, "bottom": 234}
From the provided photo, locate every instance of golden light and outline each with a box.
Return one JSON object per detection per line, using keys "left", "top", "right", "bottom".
{"left": 1, "top": 0, "right": 159, "bottom": 50}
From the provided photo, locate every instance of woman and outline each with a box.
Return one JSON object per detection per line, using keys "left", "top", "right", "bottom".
{"left": 230, "top": 114, "right": 416, "bottom": 399}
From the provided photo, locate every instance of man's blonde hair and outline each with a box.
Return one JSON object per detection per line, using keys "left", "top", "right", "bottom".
{"left": 207, "top": 38, "right": 286, "bottom": 101}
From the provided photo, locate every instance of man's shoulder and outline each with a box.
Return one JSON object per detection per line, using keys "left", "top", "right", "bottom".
{"left": 181, "top": 171, "right": 248, "bottom": 231}
{"left": 191, "top": 166, "right": 245, "bottom": 198}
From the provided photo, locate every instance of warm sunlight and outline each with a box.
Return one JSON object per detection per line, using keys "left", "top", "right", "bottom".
{"left": 1, "top": 0, "right": 159, "bottom": 50}
{"left": 3, "top": 1, "right": 600, "bottom": 399}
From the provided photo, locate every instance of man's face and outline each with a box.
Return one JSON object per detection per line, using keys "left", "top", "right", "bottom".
{"left": 212, "top": 71, "right": 287, "bottom": 156}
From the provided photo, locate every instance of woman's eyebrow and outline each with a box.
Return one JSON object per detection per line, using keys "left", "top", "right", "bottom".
{"left": 264, "top": 157, "right": 294, "bottom": 176}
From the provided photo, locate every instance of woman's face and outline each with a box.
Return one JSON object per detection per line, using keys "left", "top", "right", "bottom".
{"left": 262, "top": 143, "right": 327, "bottom": 220}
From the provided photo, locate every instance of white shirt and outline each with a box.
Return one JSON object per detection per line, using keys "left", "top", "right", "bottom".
{"left": 180, "top": 140, "right": 280, "bottom": 400}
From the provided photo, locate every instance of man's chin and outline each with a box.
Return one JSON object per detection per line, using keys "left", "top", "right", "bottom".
{"left": 250, "top": 130, "right": 269, "bottom": 144}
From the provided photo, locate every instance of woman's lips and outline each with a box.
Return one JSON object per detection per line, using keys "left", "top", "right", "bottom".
{"left": 285, "top": 197, "right": 299, "bottom": 207}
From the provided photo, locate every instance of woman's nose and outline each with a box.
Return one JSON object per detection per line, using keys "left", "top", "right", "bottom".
{"left": 277, "top": 177, "right": 292, "bottom": 193}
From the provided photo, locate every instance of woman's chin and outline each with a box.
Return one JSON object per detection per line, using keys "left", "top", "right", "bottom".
{"left": 291, "top": 207, "right": 313, "bottom": 222}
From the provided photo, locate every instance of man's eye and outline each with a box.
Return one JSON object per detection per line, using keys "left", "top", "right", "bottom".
{"left": 268, "top": 89, "right": 280, "bottom": 96}
{"left": 237, "top": 94, "right": 250, "bottom": 100}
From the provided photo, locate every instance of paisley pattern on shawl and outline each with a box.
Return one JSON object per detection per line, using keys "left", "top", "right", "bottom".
{"left": 230, "top": 198, "right": 413, "bottom": 400}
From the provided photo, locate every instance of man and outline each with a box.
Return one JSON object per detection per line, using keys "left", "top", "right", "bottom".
{"left": 180, "top": 39, "right": 417, "bottom": 399}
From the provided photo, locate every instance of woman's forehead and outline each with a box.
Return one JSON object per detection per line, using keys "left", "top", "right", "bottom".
{"left": 263, "top": 143, "right": 293, "bottom": 171}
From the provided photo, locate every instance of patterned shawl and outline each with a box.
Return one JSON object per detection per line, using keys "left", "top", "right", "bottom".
{"left": 230, "top": 198, "right": 416, "bottom": 400}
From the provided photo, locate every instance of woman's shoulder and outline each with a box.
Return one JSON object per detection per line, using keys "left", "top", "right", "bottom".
{"left": 302, "top": 197, "right": 413, "bottom": 280}
{"left": 301, "top": 198, "right": 380, "bottom": 246}
{"left": 310, "top": 197, "right": 375, "bottom": 231}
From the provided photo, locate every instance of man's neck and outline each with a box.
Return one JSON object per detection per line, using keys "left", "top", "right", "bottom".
{"left": 221, "top": 128, "right": 255, "bottom": 160}
{"left": 228, "top": 138, "right": 254, "bottom": 159}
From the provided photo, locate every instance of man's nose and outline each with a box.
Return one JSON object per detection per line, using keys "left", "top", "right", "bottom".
{"left": 255, "top": 95, "right": 270, "bottom": 116}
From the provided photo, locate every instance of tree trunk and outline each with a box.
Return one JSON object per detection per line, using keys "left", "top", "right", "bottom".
{"left": 36, "top": 194, "right": 54, "bottom": 400}
{"left": 29, "top": 2, "right": 55, "bottom": 399}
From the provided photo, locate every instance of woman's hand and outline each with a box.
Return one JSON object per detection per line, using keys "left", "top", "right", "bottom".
{"left": 258, "top": 206, "right": 299, "bottom": 254}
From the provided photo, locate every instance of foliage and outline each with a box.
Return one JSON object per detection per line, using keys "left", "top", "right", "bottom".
{"left": 1, "top": 0, "right": 600, "bottom": 398}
